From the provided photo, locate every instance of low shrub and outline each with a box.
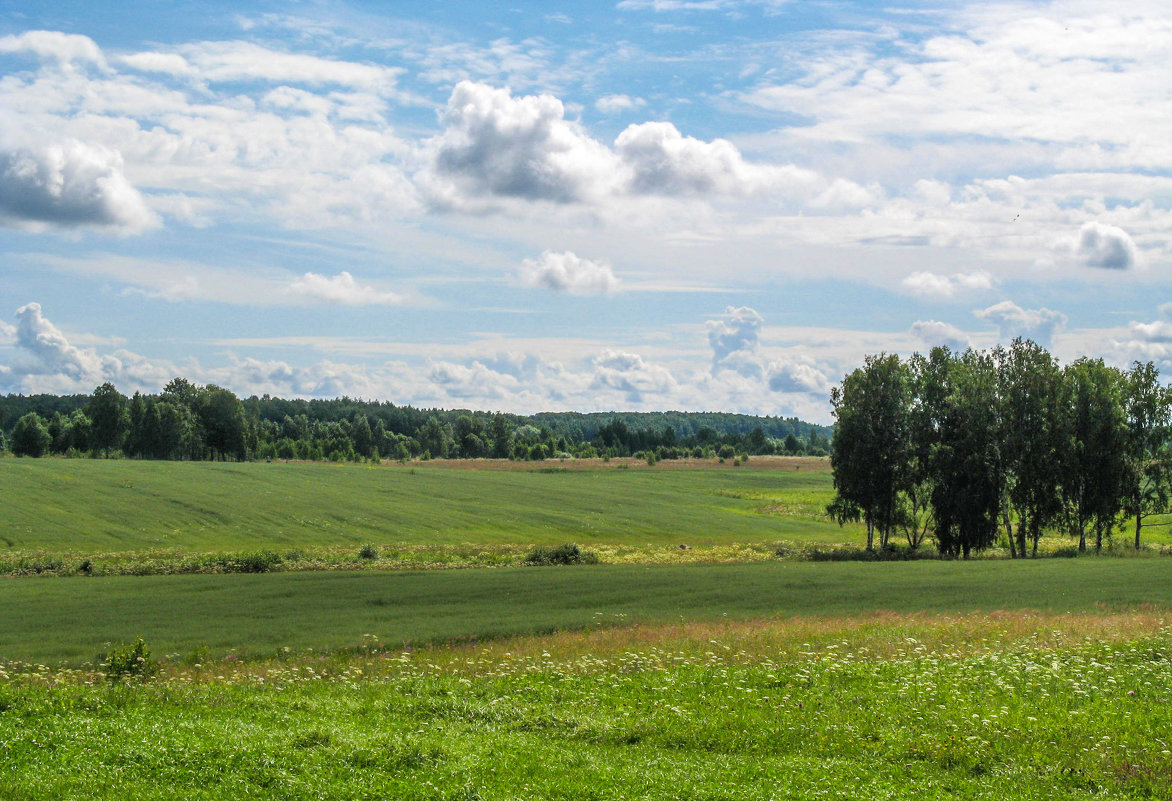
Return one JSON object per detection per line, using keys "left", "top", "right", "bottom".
{"left": 214, "top": 550, "right": 284, "bottom": 573}
{"left": 358, "top": 544, "right": 379, "bottom": 560}
{"left": 806, "top": 544, "right": 941, "bottom": 562}
{"left": 101, "top": 637, "right": 157, "bottom": 682}
{"left": 524, "top": 543, "right": 599, "bottom": 566}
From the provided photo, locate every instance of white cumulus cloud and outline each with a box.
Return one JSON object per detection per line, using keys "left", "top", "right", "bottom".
{"left": 974, "top": 300, "right": 1067, "bottom": 347}
{"left": 590, "top": 350, "right": 677, "bottom": 403}
{"left": 422, "top": 81, "right": 621, "bottom": 207}
{"left": 518, "top": 251, "right": 620, "bottom": 296}
{"left": 616, "top": 121, "right": 806, "bottom": 196}
{"left": 911, "top": 320, "right": 972, "bottom": 352}
{"left": 0, "top": 141, "right": 156, "bottom": 232}
{"left": 1073, "top": 221, "right": 1140, "bottom": 270}
{"left": 766, "top": 356, "right": 831, "bottom": 396}
{"left": 287, "top": 272, "right": 403, "bottom": 306}
{"left": 0, "top": 30, "right": 106, "bottom": 69}
{"left": 707, "top": 306, "right": 764, "bottom": 370}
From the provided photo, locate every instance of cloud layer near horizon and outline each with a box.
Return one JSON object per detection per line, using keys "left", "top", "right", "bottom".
{"left": 0, "top": 1, "right": 1169, "bottom": 422}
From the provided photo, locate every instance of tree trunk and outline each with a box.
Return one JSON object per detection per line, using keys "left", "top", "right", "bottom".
{"left": 1031, "top": 531, "right": 1040, "bottom": 558}
{"left": 1004, "top": 512, "right": 1017, "bottom": 559}
{"left": 1136, "top": 514, "right": 1143, "bottom": 550}
{"left": 1078, "top": 524, "right": 1086, "bottom": 552}
{"left": 1095, "top": 523, "right": 1103, "bottom": 553}
{"left": 866, "top": 519, "right": 874, "bottom": 551}
{"left": 1017, "top": 520, "right": 1028, "bottom": 561}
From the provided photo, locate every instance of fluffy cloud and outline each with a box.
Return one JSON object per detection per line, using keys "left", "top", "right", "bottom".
{"left": 0, "top": 141, "right": 156, "bottom": 231}
{"left": 518, "top": 251, "right": 620, "bottom": 296}
{"left": 902, "top": 271, "right": 995, "bottom": 298}
{"left": 974, "top": 301, "right": 1067, "bottom": 347}
{"left": 590, "top": 350, "right": 677, "bottom": 403}
{"left": 423, "top": 81, "right": 621, "bottom": 207}
{"left": 0, "top": 30, "right": 106, "bottom": 68}
{"left": 616, "top": 121, "right": 809, "bottom": 196}
{"left": 428, "top": 360, "right": 522, "bottom": 399}
{"left": 911, "top": 320, "right": 972, "bottom": 352}
{"left": 12, "top": 302, "right": 105, "bottom": 384}
{"left": 1128, "top": 320, "right": 1172, "bottom": 343}
{"left": 422, "top": 82, "right": 859, "bottom": 212}
{"left": 595, "top": 94, "right": 646, "bottom": 114}
{"left": 766, "top": 356, "right": 831, "bottom": 396}
{"left": 1073, "top": 221, "right": 1140, "bottom": 270}
{"left": 1, "top": 303, "right": 171, "bottom": 394}
{"left": 707, "top": 306, "right": 763, "bottom": 370}
{"left": 287, "top": 272, "right": 403, "bottom": 306}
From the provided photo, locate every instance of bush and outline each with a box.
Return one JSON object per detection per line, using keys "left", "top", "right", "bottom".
{"left": 102, "top": 637, "right": 157, "bottom": 682}
{"left": 215, "top": 550, "right": 284, "bottom": 573}
{"left": 524, "top": 542, "right": 599, "bottom": 566}
{"left": 806, "top": 544, "right": 941, "bottom": 562}
{"left": 358, "top": 544, "right": 379, "bottom": 560}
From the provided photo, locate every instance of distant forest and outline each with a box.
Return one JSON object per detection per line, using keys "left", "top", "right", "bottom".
{"left": 0, "top": 379, "right": 833, "bottom": 463}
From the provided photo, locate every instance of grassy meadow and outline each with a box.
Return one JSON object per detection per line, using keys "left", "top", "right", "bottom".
{"left": 5, "top": 456, "right": 1172, "bottom": 798}
{"left": 3, "top": 611, "right": 1171, "bottom": 800}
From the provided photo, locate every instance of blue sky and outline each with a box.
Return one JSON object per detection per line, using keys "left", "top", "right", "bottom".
{"left": 0, "top": 0, "right": 1169, "bottom": 422}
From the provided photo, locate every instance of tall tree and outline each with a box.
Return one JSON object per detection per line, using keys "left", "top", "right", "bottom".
{"left": 927, "top": 349, "right": 1003, "bottom": 558}
{"left": 1122, "top": 361, "right": 1172, "bottom": 549}
{"left": 350, "top": 412, "right": 374, "bottom": 459}
{"left": 999, "top": 340, "right": 1066, "bottom": 557}
{"left": 828, "top": 353, "right": 910, "bottom": 550}
{"left": 1061, "top": 359, "right": 1129, "bottom": 552}
{"left": 197, "top": 385, "right": 247, "bottom": 460}
{"left": 902, "top": 349, "right": 949, "bottom": 550}
{"left": 87, "top": 382, "right": 127, "bottom": 458}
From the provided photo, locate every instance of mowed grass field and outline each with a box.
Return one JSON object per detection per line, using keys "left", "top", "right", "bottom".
{"left": 0, "top": 456, "right": 843, "bottom": 553}
{"left": 4, "top": 559, "right": 1172, "bottom": 665}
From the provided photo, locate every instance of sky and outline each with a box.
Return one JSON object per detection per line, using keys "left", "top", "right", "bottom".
{"left": 0, "top": 0, "right": 1169, "bottom": 424}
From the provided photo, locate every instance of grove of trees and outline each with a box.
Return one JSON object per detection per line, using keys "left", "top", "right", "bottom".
{"left": 829, "top": 340, "right": 1172, "bottom": 556}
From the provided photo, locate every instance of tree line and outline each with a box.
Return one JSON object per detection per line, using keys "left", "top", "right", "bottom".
{"left": 829, "top": 340, "right": 1171, "bottom": 557}
{"left": 1, "top": 379, "right": 832, "bottom": 463}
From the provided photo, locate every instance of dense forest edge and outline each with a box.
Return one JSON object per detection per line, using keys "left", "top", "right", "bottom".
{"left": 0, "top": 378, "right": 832, "bottom": 464}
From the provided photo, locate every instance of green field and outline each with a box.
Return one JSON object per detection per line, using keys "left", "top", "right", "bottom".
{"left": 4, "top": 560, "right": 1172, "bottom": 666}
{"left": 0, "top": 457, "right": 844, "bottom": 553}
{"left": 6, "top": 457, "right": 1172, "bottom": 799}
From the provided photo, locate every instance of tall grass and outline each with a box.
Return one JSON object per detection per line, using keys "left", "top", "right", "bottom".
{"left": 2, "top": 613, "right": 1169, "bottom": 799}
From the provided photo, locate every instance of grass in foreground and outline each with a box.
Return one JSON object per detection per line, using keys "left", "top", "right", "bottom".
{"left": 2, "top": 611, "right": 1169, "bottom": 800}
{"left": 4, "top": 559, "right": 1172, "bottom": 666}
